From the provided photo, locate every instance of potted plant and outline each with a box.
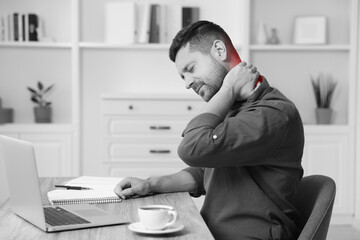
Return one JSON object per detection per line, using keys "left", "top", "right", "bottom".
{"left": 310, "top": 73, "right": 337, "bottom": 124}
{"left": 27, "top": 81, "right": 54, "bottom": 123}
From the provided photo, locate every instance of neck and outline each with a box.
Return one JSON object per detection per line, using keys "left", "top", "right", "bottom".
{"left": 228, "top": 54, "right": 241, "bottom": 70}
{"left": 229, "top": 55, "right": 264, "bottom": 88}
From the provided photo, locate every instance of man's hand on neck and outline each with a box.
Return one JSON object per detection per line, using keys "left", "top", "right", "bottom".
{"left": 200, "top": 62, "right": 259, "bottom": 120}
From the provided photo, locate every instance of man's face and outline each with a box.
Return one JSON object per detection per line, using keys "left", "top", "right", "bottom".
{"left": 175, "top": 44, "right": 228, "bottom": 102}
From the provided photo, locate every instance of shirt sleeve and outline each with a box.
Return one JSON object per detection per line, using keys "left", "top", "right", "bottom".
{"left": 181, "top": 167, "right": 206, "bottom": 197}
{"left": 177, "top": 105, "right": 291, "bottom": 168}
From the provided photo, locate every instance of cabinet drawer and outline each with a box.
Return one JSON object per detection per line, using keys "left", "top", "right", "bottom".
{"left": 101, "top": 99, "right": 204, "bottom": 115}
{"left": 108, "top": 142, "right": 179, "bottom": 159}
{"left": 105, "top": 118, "right": 187, "bottom": 135}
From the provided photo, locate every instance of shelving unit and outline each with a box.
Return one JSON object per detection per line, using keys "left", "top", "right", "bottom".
{"left": 247, "top": 0, "right": 358, "bottom": 224}
{"left": 79, "top": 42, "right": 170, "bottom": 50}
{"left": 0, "top": 0, "right": 78, "bottom": 184}
{"left": 250, "top": 44, "right": 351, "bottom": 51}
{"left": 0, "top": 42, "right": 72, "bottom": 48}
{"left": 0, "top": 0, "right": 359, "bottom": 227}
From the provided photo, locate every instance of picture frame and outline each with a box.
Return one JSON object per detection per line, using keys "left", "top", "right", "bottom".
{"left": 294, "top": 16, "right": 327, "bottom": 44}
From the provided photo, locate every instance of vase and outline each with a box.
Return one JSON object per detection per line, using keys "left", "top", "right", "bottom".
{"left": 34, "top": 106, "right": 52, "bottom": 123}
{"left": 268, "top": 28, "right": 280, "bottom": 44}
{"left": 256, "top": 22, "right": 268, "bottom": 45}
{"left": 0, "top": 108, "right": 14, "bottom": 124}
{"left": 315, "top": 108, "right": 332, "bottom": 124}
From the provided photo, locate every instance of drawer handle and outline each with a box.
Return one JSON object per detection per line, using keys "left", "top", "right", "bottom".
{"left": 187, "top": 105, "right": 192, "bottom": 111}
{"left": 149, "top": 150, "right": 171, "bottom": 154}
{"left": 150, "top": 126, "right": 171, "bottom": 130}
{"left": 128, "top": 105, "right": 134, "bottom": 110}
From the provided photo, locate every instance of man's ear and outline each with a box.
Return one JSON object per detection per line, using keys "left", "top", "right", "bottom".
{"left": 210, "top": 40, "right": 227, "bottom": 61}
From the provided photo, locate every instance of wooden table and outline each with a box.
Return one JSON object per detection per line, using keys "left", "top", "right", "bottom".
{"left": 0, "top": 177, "right": 214, "bottom": 240}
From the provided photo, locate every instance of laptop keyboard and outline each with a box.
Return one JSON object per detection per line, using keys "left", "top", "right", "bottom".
{"left": 44, "top": 207, "right": 91, "bottom": 226}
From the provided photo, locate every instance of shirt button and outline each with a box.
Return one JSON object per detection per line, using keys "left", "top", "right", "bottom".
{"left": 212, "top": 135, "right": 218, "bottom": 140}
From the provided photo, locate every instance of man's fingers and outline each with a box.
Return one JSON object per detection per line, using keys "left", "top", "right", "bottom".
{"left": 113, "top": 183, "right": 134, "bottom": 199}
{"left": 121, "top": 188, "right": 134, "bottom": 198}
{"left": 114, "top": 177, "right": 133, "bottom": 199}
{"left": 246, "top": 63, "right": 253, "bottom": 69}
{"left": 114, "top": 182, "right": 130, "bottom": 200}
{"left": 254, "top": 71, "right": 260, "bottom": 81}
{"left": 114, "top": 183, "right": 126, "bottom": 199}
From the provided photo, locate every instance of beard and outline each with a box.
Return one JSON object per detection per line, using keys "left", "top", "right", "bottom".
{"left": 201, "top": 55, "right": 228, "bottom": 102}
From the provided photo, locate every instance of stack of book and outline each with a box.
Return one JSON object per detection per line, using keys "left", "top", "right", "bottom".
{"left": 0, "top": 13, "right": 41, "bottom": 42}
{"left": 104, "top": 2, "right": 200, "bottom": 44}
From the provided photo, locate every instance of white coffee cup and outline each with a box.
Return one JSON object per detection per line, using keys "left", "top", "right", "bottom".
{"left": 138, "top": 205, "right": 178, "bottom": 230}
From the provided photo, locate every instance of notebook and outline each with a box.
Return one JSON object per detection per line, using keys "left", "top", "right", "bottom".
{"left": 47, "top": 176, "right": 123, "bottom": 205}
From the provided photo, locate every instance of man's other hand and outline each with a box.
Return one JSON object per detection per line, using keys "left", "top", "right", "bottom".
{"left": 222, "top": 61, "right": 260, "bottom": 101}
{"left": 114, "top": 177, "right": 151, "bottom": 199}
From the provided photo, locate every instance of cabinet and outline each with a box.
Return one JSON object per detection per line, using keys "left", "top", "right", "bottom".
{"left": 0, "top": 125, "right": 75, "bottom": 177}
{"left": 302, "top": 126, "right": 355, "bottom": 223}
{"left": 0, "top": 124, "right": 75, "bottom": 203}
{"left": 100, "top": 94, "right": 204, "bottom": 178}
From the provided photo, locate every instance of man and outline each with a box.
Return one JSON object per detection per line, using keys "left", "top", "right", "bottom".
{"left": 114, "top": 21, "right": 304, "bottom": 240}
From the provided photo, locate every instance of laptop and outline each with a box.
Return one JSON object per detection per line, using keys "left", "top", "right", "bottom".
{"left": 0, "top": 135, "right": 126, "bottom": 232}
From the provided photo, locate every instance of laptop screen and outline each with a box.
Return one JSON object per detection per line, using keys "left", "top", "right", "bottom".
{"left": 0, "top": 136, "right": 47, "bottom": 231}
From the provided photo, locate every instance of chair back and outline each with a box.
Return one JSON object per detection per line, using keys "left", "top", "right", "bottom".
{"left": 295, "top": 175, "right": 336, "bottom": 240}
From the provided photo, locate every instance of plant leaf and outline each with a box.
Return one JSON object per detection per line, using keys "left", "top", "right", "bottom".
{"left": 31, "top": 96, "right": 39, "bottom": 104}
{"left": 27, "top": 87, "right": 37, "bottom": 94}
{"left": 44, "top": 84, "right": 54, "bottom": 94}
{"left": 38, "top": 81, "right": 43, "bottom": 91}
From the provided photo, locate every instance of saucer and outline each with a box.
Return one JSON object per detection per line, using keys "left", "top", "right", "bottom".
{"left": 128, "top": 222, "right": 184, "bottom": 234}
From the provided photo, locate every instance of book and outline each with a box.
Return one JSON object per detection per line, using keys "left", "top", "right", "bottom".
{"left": 0, "top": 16, "right": 5, "bottom": 41}
{"left": 137, "top": 2, "right": 151, "bottom": 43}
{"left": 28, "top": 13, "right": 38, "bottom": 41}
{"left": 166, "top": 4, "right": 182, "bottom": 43}
{"left": 104, "top": 2, "right": 136, "bottom": 44}
{"left": 13, "top": 13, "right": 19, "bottom": 41}
{"left": 149, "top": 4, "right": 160, "bottom": 43}
{"left": 8, "top": 13, "right": 13, "bottom": 41}
{"left": 21, "top": 14, "right": 25, "bottom": 41}
{"left": 159, "top": 4, "right": 167, "bottom": 43}
{"left": 182, "top": 7, "right": 200, "bottom": 28}
{"left": 18, "top": 13, "right": 23, "bottom": 42}
{"left": 47, "top": 176, "right": 123, "bottom": 205}
{"left": 24, "top": 13, "right": 29, "bottom": 41}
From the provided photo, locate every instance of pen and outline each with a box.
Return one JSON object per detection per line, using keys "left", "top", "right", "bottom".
{"left": 55, "top": 185, "right": 93, "bottom": 190}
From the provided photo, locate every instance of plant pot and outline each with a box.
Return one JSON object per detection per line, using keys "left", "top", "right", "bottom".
{"left": 315, "top": 108, "right": 332, "bottom": 124}
{"left": 34, "top": 106, "right": 52, "bottom": 123}
{"left": 0, "top": 108, "right": 14, "bottom": 124}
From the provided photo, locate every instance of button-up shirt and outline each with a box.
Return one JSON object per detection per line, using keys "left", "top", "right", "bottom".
{"left": 179, "top": 79, "right": 304, "bottom": 240}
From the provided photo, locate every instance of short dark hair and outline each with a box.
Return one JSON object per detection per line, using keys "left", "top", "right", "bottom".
{"left": 169, "top": 20, "right": 233, "bottom": 62}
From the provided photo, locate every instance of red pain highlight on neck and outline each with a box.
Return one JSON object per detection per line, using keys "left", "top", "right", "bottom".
{"left": 238, "top": 58, "right": 263, "bottom": 89}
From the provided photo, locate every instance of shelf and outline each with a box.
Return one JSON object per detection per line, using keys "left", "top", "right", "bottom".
{"left": 0, "top": 123, "right": 74, "bottom": 133}
{"left": 249, "top": 44, "right": 351, "bottom": 51}
{"left": 0, "top": 42, "right": 72, "bottom": 49}
{"left": 304, "top": 124, "right": 353, "bottom": 134}
{"left": 79, "top": 42, "right": 171, "bottom": 50}
{"left": 80, "top": 42, "right": 243, "bottom": 51}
